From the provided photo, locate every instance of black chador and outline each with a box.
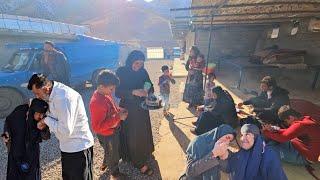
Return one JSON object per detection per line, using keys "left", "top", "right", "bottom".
{"left": 3, "top": 99, "right": 50, "bottom": 180}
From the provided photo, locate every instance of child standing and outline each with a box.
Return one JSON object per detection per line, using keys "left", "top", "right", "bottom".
{"left": 89, "top": 70, "right": 128, "bottom": 179}
{"left": 204, "top": 73, "right": 216, "bottom": 108}
{"left": 159, "top": 65, "right": 176, "bottom": 116}
{"left": 196, "top": 73, "right": 216, "bottom": 116}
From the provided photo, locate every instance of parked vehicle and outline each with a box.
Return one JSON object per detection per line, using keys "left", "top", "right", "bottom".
{"left": 0, "top": 35, "right": 128, "bottom": 118}
{"left": 173, "top": 47, "right": 181, "bottom": 58}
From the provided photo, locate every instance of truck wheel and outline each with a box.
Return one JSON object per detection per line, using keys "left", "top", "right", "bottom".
{"left": 0, "top": 88, "right": 24, "bottom": 119}
{"left": 91, "top": 68, "right": 107, "bottom": 88}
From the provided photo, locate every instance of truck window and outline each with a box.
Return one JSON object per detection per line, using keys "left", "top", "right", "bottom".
{"left": 31, "top": 52, "right": 43, "bottom": 71}
{"left": 1, "top": 52, "right": 30, "bottom": 71}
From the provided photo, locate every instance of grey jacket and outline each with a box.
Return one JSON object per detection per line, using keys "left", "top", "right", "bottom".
{"left": 41, "top": 50, "right": 70, "bottom": 85}
{"left": 180, "top": 152, "right": 228, "bottom": 180}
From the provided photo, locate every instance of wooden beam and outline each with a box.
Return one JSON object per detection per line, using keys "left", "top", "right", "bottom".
{"left": 170, "top": 1, "right": 320, "bottom": 11}
{"left": 191, "top": 16, "right": 313, "bottom": 26}
{"left": 174, "top": 10, "right": 320, "bottom": 19}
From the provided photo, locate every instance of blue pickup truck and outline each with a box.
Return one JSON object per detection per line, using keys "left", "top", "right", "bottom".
{"left": 0, "top": 35, "right": 129, "bottom": 118}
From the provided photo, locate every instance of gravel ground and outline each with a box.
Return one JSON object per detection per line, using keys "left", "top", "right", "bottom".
{"left": 0, "top": 60, "right": 185, "bottom": 180}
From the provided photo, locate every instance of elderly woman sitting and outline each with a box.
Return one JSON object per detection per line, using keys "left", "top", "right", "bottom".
{"left": 183, "top": 124, "right": 288, "bottom": 180}
{"left": 180, "top": 124, "right": 236, "bottom": 180}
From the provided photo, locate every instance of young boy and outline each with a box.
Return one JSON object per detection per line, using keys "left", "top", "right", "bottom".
{"left": 89, "top": 69, "right": 128, "bottom": 180}
{"left": 2, "top": 98, "right": 50, "bottom": 180}
{"left": 159, "top": 65, "right": 176, "bottom": 116}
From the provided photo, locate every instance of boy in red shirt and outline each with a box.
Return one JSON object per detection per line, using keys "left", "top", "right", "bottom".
{"left": 89, "top": 70, "right": 128, "bottom": 179}
{"left": 262, "top": 105, "right": 320, "bottom": 165}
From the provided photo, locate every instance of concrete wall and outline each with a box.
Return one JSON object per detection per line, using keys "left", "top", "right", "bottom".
{"left": 192, "top": 19, "right": 320, "bottom": 65}
{"left": 195, "top": 26, "right": 264, "bottom": 63}
{"left": 184, "top": 31, "right": 195, "bottom": 59}
{"left": 260, "top": 20, "right": 320, "bottom": 65}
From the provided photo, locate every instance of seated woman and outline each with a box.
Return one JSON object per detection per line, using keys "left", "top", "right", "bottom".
{"left": 180, "top": 124, "right": 236, "bottom": 180}
{"left": 185, "top": 124, "right": 288, "bottom": 180}
{"left": 191, "top": 86, "right": 238, "bottom": 135}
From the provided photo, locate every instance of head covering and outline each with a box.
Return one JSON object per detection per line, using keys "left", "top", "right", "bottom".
{"left": 29, "top": 98, "right": 49, "bottom": 113}
{"left": 186, "top": 124, "right": 236, "bottom": 179}
{"left": 212, "top": 86, "right": 235, "bottom": 104}
{"left": 125, "top": 50, "right": 145, "bottom": 68}
{"left": 241, "top": 124, "right": 260, "bottom": 138}
{"left": 25, "top": 98, "right": 49, "bottom": 147}
{"left": 212, "top": 86, "right": 224, "bottom": 98}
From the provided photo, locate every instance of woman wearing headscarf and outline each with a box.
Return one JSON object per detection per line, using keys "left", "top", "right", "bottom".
{"left": 3, "top": 98, "right": 50, "bottom": 180}
{"left": 191, "top": 86, "right": 238, "bottom": 135}
{"left": 225, "top": 124, "right": 288, "bottom": 180}
{"left": 183, "top": 46, "right": 205, "bottom": 108}
{"left": 179, "top": 124, "right": 236, "bottom": 180}
{"left": 115, "top": 50, "right": 154, "bottom": 175}
{"left": 184, "top": 124, "right": 288, "bottom": 180}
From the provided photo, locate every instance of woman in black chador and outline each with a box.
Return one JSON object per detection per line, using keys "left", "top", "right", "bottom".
{"left": 116, "top": 50, "right": 154, "bottom": 175}
{"left": 2, "top": 98, "right": 50, "bottom": 180}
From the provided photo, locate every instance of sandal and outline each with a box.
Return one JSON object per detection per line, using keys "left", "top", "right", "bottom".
{"left": 100, "top": 164, "right": 107, "bottom": 171}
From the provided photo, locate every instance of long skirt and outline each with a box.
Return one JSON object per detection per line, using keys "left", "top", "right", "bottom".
{"left": 119, "top": 101, "right": 154, "bottom": 168}
{"left": 183, "top": 69, "right": 204, "bottom": 105}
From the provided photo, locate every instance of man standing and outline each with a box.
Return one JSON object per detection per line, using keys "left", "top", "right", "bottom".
{"left": 27, "top": 73, "right": 94, "bottom": 180}
{"left": 41, "top": 41, "right": 70, "bottom": 85}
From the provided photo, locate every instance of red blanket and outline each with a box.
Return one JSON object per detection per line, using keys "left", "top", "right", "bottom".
{"left": 290, "top": 99, "right": 320, "bottom": 121}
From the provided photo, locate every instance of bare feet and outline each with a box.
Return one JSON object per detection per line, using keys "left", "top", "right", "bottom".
{"left": 140, "top": 165, "right": 153, "bottom": 176}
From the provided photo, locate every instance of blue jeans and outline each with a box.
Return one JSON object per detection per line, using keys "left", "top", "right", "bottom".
{"left": 269, "top": 141, "right": 308, "bottom": 166}
{"left": 161, "top": 93, "right": 170, "bottom": 111}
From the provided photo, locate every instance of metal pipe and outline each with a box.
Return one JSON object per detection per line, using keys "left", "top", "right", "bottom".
{"left": 204, "top": 14, "right": 214, "bottom": 91}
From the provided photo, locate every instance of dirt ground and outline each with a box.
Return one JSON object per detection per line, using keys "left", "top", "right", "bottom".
{"left": 0, "top": 60, "right": 175, "bottom": 180}
{"left": 0, "top": 59, "right": 319, "bottom": 180}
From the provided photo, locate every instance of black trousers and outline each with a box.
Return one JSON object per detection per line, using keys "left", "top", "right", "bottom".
{"left": 97, "top": 130, "right": 120, "bottom": 175}
{"left": 61, "top": 146, "right": 93, "bottom": 180}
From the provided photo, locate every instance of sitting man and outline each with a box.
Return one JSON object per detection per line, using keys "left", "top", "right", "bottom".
{"left": 2, "top": 98, "right": 50, "bottom": 180}
{"left": 238, "top": 76, "right": 289, "bottom": 125}
{"left": 262, "top": 105, "right": 320, "bottom": 165}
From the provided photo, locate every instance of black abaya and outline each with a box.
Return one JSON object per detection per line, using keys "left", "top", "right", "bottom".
{"left": 4, "top": 104, "right": 50, "bottom": 180}
{"left": 116, "top": 66, "right": 155, "bottom": 168}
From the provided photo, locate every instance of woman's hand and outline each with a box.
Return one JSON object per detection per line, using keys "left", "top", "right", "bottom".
{"left": 212, "top": 140, "right": 229, "bottom": 159}
{"left": 132, "top": 89, "right": 148, "bottom": 97}
{"left": 2, "top": 132, "right": 10, "bottom": 143}
{"left": 37, "top": 119, "right": 47, "bottom": 130}
{"left": 119, "top": 108, "right": 128, "bottom": 121}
